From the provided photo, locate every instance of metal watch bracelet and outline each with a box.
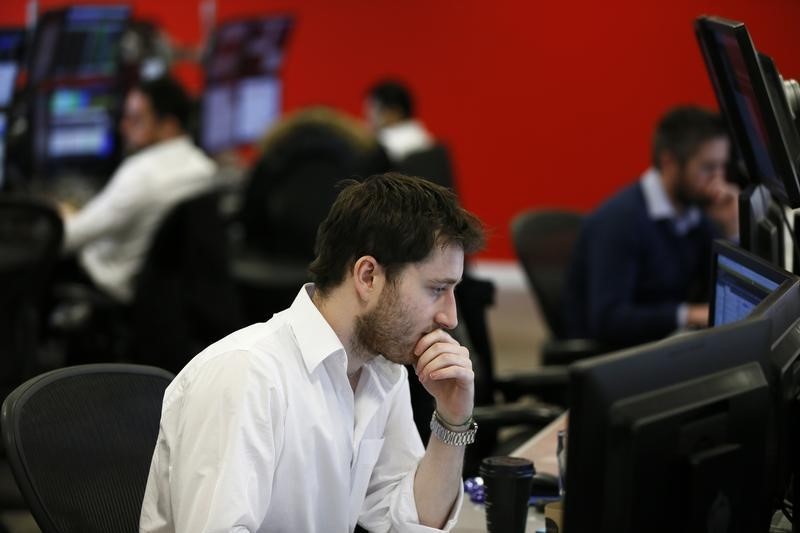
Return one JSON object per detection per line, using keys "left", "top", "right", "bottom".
{"left": 429, "top": 411, "right": 477, "bottom": 446}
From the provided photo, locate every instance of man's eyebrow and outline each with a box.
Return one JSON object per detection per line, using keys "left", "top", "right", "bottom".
{"left": 429, "top": 278, "right": 461, "bottom": 286}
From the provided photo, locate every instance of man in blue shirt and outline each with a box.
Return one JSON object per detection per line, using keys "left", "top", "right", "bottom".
{"left": 564, "top": 107, "right": 738, "bottom": 348}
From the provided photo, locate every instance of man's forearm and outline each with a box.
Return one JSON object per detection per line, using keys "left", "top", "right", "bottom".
{"left": 413, "top": 434, "right": 464, "bottom": 528}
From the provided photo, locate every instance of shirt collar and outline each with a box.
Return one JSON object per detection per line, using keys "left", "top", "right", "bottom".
{"left": 285, "top": 284, "right": 406, "bottom": 388}
{"left": 286, "top": 283, "right": 347, "bottom": 375}
{"left": 640, "top": 167, "right": 702, "bottom": 234}
{"left": 378, "top": 119, "right": 433, "bottom": 161}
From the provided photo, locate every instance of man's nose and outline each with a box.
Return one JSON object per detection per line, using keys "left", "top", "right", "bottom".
{"left": 435, "top": 289, "right": 458, "bottom": 330}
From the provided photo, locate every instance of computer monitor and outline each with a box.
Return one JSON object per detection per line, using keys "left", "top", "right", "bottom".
{"left": 0, "top": 28, "right": 25, "bottom": 108}
{"left": 201, "top": 16, "right": 293, "bottom": 153}
{"left": 29, "top": 5, "right": 130, "bottom": 85}
{"left": 710, "top": 239, "right": 797, "bottom": 327}
{"left": 564, "top": 318, "right": 775, "bottom": 533}
{"left": 709, "top": 240, "right": 800, "bottom": 527}
{"left": 33, "top": 82, "right": 120, "bottom": 179}
{"left": 695, "top": 16, "right": 800, "bottom": 209}
{"left": 0, "top": 111, "right": 7, "bottom": 189}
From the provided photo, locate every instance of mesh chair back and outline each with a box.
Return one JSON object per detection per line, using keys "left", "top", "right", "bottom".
{"left": 395, "top": 144, "right": 455, "bottom": 191}
{"left": 132, "top": 190, "right": 243, "bottom": 372}
{"left": 0, "top": 196, "right": 63, "bottom": 387}
{"left": 510, "top": 209, "right": 583, "bottom": 339}
{"left": 1, "top": 364, "right": 173, "bottom": 533}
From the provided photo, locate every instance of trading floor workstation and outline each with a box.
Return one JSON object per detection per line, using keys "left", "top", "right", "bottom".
{"left": 1, "top": 6, "right": 800, "bottom": 533}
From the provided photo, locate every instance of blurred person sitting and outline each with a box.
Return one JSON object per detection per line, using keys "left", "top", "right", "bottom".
{"left": 563, "top": 106, "right": 738, "bottom": 348}
{"left": 365, "top": 80, "right": 454, "bottom": 191}
{"left": 60, "top": 76, "right": 217, "bottom": 302}
{"left": 241, "top": 106, "right": 389, "bottom": 263}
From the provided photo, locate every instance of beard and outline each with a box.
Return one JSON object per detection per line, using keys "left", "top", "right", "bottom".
{"left": 675, "top": 169, "right": 713, "bottom": 209}
{"left": 353, "top": 283, "right": 425, "bottom": 366}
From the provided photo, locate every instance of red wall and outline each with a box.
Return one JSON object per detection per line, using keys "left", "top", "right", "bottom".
{"left": 2, "top": 0, "right": 800, "bottom": 258}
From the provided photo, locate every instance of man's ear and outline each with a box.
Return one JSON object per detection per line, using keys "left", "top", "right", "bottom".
{"left": 352, "top": 256, "right": 384, "bottom": 303}
{"left": 659, "top": 150, "right": 679, "bottom": 177}
{"left": 156, "top": 115, "right": 182, "bottom": 140}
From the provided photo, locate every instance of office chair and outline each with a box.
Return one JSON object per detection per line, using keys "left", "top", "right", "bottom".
{"left": 0, "top": 196, "right": 63, "bottom": 524}
{"left": 52, "top": 189, "right": 244, "bottom": 373}
{"left": 394, "top": 143, "right": 456, "bottom": 192}
{"left": 130, "top": 189, "right": 244, "bottom": 373}
{"left": 510, "top": 209, "right": 605, "bottom": 367}
{"left": 1, "top": 363, "right": 174, "bottom": 533}
{"left": 0, "top": 195, "right": 64, "bottom": 392}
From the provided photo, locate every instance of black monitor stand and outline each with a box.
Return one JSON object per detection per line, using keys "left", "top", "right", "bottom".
{"left": 740, "top": 184, "right": 787, "bottom": 269}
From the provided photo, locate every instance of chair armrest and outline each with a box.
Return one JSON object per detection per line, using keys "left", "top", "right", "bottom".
{"left": 231, "top": 249, "right": 309, "bottom": 289}
{"left": 473, "top": 402, "right": 564, "bottom": 430}
{"left": 541, "top": 338, "right": 607, "bottom": 366}
{"left": 494, "top": 366, "right": 570, "bottom": 405}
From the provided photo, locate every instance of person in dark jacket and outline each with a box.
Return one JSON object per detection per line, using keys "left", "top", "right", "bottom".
{"left": 564, "top": 106, "right": 738, "bottom": 348}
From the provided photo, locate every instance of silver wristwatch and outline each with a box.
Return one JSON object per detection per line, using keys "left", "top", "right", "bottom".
{"left": 429, "top": 411, "right": 478, "bottom": 446}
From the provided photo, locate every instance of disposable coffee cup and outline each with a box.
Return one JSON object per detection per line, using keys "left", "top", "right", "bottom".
{"left": 479, "top": 456, "right": 534, "bottom": 533}
{"left": 545, "top": 500, "right": 563, "bottom": 532}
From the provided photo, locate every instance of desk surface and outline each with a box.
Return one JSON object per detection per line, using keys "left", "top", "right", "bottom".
{"left": 453, "top": 413, "right": 568, "bottom": 532}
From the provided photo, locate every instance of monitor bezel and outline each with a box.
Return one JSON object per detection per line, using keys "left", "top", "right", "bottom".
{"left": 709, "top": 238, "right": 796, "bottom": 327}
{"left": 695, "top": 15, "right": 800, "bottom": 208}
{"left": 564, "top": 318, "right": 776, "bottom": 533}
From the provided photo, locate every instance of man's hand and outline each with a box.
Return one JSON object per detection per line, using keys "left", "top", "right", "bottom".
{"left": 686, "top": 303, "right": 710, "bottom": 329}
{"left": 704, "top": 180, "right": 739, "bottom": 239}
{"left": 414, "top": 329, "right": 474, "bottom": 425}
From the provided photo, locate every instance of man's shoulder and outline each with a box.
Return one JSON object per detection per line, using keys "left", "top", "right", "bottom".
{"left": 585, "top": 182, "right": 647, "bottom": 228}
{"left": 164, "top": 318, "right": 297, "bottom": 405}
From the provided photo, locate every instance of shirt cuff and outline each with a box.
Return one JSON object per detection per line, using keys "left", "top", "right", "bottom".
{"left": 676, "top": 303, "right": 689, "bottom": 329}
{"left": 392, "top": 465, "right": 464, "bottom": 532}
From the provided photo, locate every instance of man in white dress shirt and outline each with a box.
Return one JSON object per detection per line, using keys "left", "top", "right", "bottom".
{"left": 140, "top": 173, "right": 485, "bottom": 532}
{"left": 61, "top": 76, "right": 216, "bottom": 302}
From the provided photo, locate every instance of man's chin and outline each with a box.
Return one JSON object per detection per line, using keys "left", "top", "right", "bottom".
{"left": 382, "top": 352, "right": 417, "bottom": 366}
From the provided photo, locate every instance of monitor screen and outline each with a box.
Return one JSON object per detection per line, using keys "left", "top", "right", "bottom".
{"left": 201, "top": 16, "right": 292, "bottom": 153}
{"left": 0, "top": 111, "right": 6, "bottom": 189}
{"left": 710, "top": 239, "right": 795, "bottom": 326}
{"left": 695, "top": 16, "right": 800, "bottom": 208}
{"left": 46, "top": 85, "right": 116, "bottom": 158}
{"left": 564, "top": 318, "right": 776, "bottom": 533}
{"left": 33, "top": 83, "right": 120, "bottom": 180}
{"left": 206, "top": 16, "right": 293, "bottom": 83}
{"left": 0, "top": 62, "right": 17, "bottom": 107}
{"left": 29, "top": 6, "right": 130, "bottom": 84}
{"left": 0, "top": 28, "right": 26, "bottom": 107}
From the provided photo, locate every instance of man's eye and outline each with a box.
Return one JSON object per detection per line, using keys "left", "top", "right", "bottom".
{"left": 431, "top": 286, "right": 446, "bottom": 296}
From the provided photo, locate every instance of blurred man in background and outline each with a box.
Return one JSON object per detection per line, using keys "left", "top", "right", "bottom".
{"left": 564, "top": 106, "right": 738, "bottom": 348}
{"left": 365, "top": 80, "right": 454, "bottom": 191}
{"left": 60, "top": 76, "right": 217, "bottom": 302}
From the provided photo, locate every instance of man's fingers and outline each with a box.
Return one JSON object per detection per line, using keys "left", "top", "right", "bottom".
{"left": 415, "top": 342, "right": 468, "bottom": 376}
{"left": 417, "top": 351, "right": 472, "bottom": 381}
{"left": 414, "top": 329, "right": 456, "bottom": 356}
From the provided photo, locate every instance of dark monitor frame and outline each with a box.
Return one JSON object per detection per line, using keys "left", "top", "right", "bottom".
{"left": 32, "top": 81, "right": 123, "bottom": 182}
{"left": 695, "top": 15, "right": 800, "bottom": 208}
{"left": 709, "top": 238, "right": 797, "bottom": 327}
{"left": 200, "top": 15, "right": 293, "bottom": 153}
{"left": 564, "top": 318, "right": 775, "bottom": 533}
{"left": 28, "top": 5, "right": 130, "bottom": 86}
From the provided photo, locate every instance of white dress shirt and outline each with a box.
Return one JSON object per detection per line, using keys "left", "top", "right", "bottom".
{"left": 140, "top": 284, "right": 463, "bottom": 533}
{"left": 64, "top": 136, "right": 217, "bottom": 302}
{"left": 378, "top": 120, "right": 434, "bottom": 163}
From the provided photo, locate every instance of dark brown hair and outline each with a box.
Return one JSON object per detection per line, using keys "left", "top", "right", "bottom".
{"left": 651, "top": 106, "right": 728, "bottom": 169}
{"left": 309, "top": 173, "right": 485, "bottom": 294}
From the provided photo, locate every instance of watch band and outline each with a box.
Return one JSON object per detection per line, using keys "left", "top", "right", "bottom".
{"left": 430, "top": 411, "right": 478, "bottom": 446}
